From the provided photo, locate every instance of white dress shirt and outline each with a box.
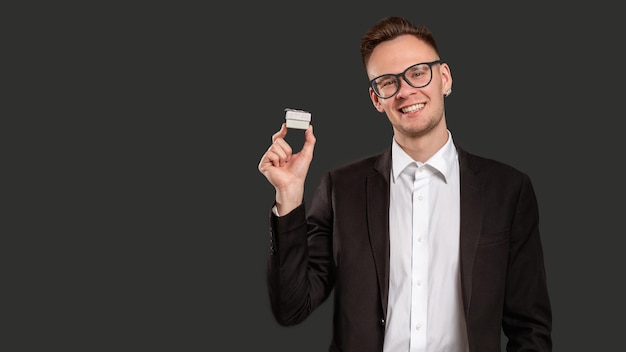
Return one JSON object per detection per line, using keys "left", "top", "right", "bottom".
{"left": 383, "top": 131, "right": 469, "bottom": 352}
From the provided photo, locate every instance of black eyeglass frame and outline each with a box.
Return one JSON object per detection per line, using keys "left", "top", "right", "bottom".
{"left": 369, "top": 60, "right": 443, "bottom": 99}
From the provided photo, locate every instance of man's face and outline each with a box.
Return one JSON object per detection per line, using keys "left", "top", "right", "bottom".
{"left": 366, "top": 34, "right": 452, "bottom": 139}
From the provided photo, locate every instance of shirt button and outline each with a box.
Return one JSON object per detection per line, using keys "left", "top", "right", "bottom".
{"left": 415, "top": 323, "right": 421, "bottom": 330}
{"left": 416, "top": 280, "right": 422, "bottom": 286}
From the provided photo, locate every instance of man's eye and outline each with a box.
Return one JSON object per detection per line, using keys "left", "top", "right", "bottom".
{"left": 379, "top": 78, "right": 396, "bottom": 88}
{"left": 409, "top": 70, "right": 424, "bottom": 79}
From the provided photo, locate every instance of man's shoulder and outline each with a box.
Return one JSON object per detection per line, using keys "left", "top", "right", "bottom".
{"left": 329, "top": 150, "right": 389, "bottom": 177}
{"left": 457, "top": 146, "right": 530, "bottom": 182}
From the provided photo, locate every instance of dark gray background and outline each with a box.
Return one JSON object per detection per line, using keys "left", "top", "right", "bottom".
{"left": 10, "top": 1, "right": 624, "bottom": 351}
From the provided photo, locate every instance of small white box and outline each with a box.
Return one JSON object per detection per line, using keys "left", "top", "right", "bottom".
{"left": 284, "top": 108, "right": 311, "bottom": 130}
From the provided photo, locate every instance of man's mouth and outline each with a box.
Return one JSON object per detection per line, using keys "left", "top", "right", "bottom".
{"left": 401, "top": 103, "right": 425, "bottom": 114}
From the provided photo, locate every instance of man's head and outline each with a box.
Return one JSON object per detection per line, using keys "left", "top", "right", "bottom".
{"left": 360, "top": 16, "right": 452, "bottom": 142}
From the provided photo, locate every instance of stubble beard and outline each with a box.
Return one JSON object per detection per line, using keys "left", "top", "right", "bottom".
{"left": 393, "top": 112, "right": 443, "bottom": 139}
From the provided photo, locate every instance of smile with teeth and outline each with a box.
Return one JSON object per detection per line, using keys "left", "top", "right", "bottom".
{"left": 401, "top": 103, "right": 425, "bottom": 113}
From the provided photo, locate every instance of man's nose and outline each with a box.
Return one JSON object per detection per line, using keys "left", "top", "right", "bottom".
{"left": 396, "top": 77, "right": 416, "bottom": 98}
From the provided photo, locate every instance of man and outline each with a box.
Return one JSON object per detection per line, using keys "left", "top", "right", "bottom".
{"left": 258, "top": 16, "right": 552, "bottom": 352}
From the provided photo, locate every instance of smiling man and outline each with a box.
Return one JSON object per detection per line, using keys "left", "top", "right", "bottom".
{"left": 258, "top": 16, "right": 552, "bottom": 352}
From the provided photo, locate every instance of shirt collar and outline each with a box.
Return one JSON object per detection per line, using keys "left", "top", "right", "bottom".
{"left": 391, "top": 130, "right": 458, "bottom": 183}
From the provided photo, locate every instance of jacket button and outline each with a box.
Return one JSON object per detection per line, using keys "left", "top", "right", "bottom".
{"left": 380, "top": 318, "right": 385, "bottom": 327}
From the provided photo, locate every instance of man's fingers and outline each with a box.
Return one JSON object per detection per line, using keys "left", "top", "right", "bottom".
{"left": 262, "top": 138, "right": 292, "bottom": 168}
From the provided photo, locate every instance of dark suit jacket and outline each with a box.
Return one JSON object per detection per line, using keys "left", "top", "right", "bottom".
{"left": 267, "top": 145, "right": 552, "bottom": 352}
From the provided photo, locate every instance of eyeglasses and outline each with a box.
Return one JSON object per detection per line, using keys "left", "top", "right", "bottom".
{"left": 369, "top": 60, "right": 442, "bottom": 99}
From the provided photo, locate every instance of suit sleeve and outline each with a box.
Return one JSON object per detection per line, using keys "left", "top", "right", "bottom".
{"left": 502, "top": 173, "right": 552, "bottom": 351}
{"left": 266, "top": 173, "right": 335, "bottom": 326}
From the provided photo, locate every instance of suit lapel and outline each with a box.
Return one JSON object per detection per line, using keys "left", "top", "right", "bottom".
{"left": 457, "top": 147, "right": 482, "bottom": 316}
{"left": 367, "top": 150, "right": 392, "bottom": 319}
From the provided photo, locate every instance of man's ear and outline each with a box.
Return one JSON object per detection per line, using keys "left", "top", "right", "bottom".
{"left": 441, "top": 63, "right": 453, "bottom": 97}
{"left": 369, "top": 88, "right": 385, "bottom": 113}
